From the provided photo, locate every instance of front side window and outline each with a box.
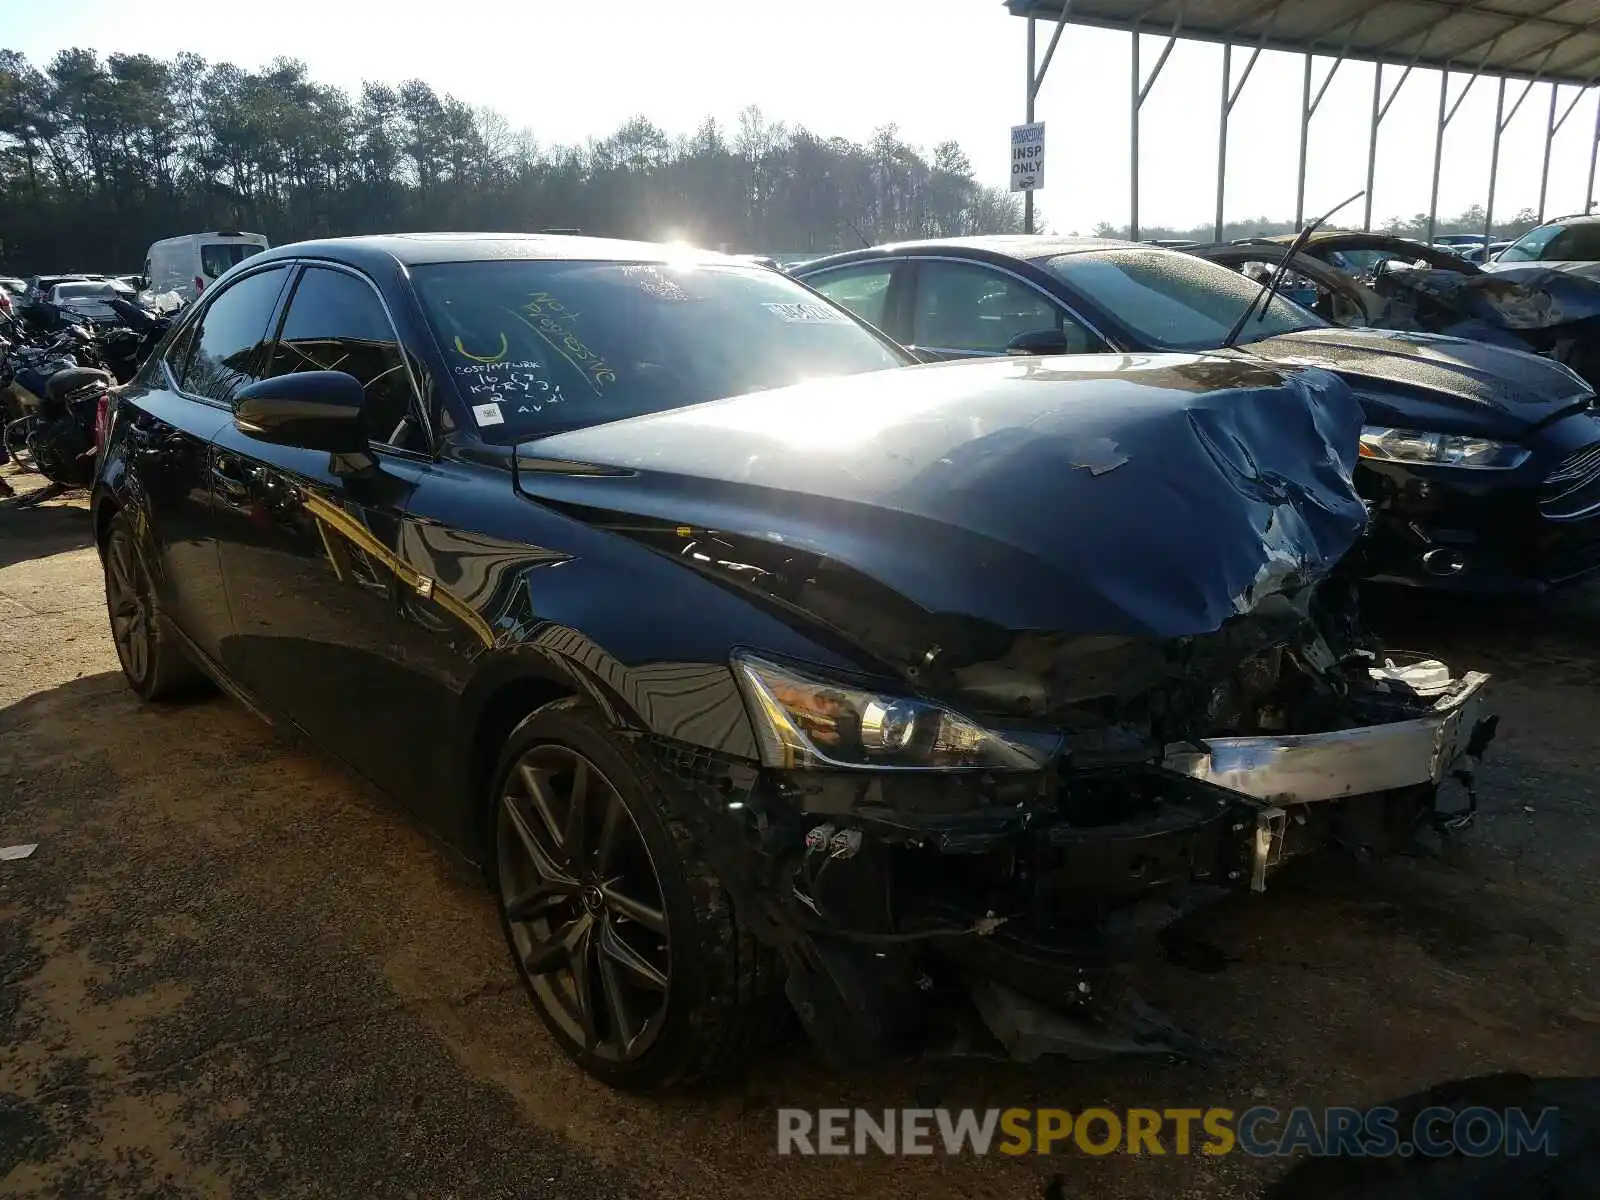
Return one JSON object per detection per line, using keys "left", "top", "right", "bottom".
{"left": 180, "top": 266, "right": 288, "bottom": 405}
{"left": 806, "top": 263, "right": 896, "bottom": 328}
{"left": 1497, "top": 224, "right": 1564, "bottom": 262}
{"left": 909, "top": 260, "right": 1091, "bottom": 353}
{"left": 1046, "top": 249, "right": 1325, "bottom": 350}
{"left": 411, "top": 259, "right": 909, "bottom": 444}
{"left": 266, "top": 266, "right": 418, "bottom": 447}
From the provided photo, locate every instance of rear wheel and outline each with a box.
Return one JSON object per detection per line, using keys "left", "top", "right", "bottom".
{"left": 489, "top": 697, "right": 783, "bottom": 1090}
{"left": 103, "top": 513, "right": 206, "bottom": 701}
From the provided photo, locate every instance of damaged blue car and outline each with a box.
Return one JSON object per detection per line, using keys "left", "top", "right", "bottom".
{"left": 92, "top": 236, "right": 1495, "bottom": 1090}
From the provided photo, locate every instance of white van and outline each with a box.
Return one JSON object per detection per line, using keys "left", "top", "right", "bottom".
{"left": 142, "top": 230, "right": 270, "bottom": 301}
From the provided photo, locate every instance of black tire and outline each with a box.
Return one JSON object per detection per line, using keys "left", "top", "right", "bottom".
{"left": 102, "top": 512, "right": 208, "bottom": 702}
{"left": 488, "top": 696, "right": 784, "bottom": 1090}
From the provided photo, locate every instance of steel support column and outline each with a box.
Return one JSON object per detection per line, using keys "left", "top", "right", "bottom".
{"left": 1539, "top": 85, "right": 1590, "bottom": 221}
{"left": 1363, "top": 60, "right": 1415, "bottom": 230}
{"left": 1216, "top": 44, "right": 1233, "bottom": 242}
{"left": 1485, "top": 78, "right": 1507, "bottom": 245}
{"left": 1129, "top": 3, "right": 1186, "bottom": 241}
{"left": 1540, "top": 84, "right": 1560, "bottom": 222}
{"left": 1427, "top": 67, "right": 1483, "bottom": 243}
{"left": 1295, "top": 53, "right": 1345, "bottom": 227}
{"left": 1022, "top": 3, "right": 1073, "bottom": 236}
{"left": 1215, "top": 40, "right": 1263, "bottom": 241}
{"left": 1364, "top": 64, "right": 1382, "bottom": 231}
{"left": 1130, "top": 29, "right": 1140, "bottom": 240}
{"left": 1295, "top": 54, "right": 1312, "bottom": 227}
{"left": 1025, "top": 17, "right": 1036, "bottom": 234}
{"left": 1588, "top": 91, "right": 1600, "bottom": 214}
{"left": 1485, "top": 73, "right": 1539, "bottom": 244}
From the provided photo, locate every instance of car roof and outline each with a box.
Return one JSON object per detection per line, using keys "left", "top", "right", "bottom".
{"left": 246, "top": 232, "right": 757, "bottom": 272}
{"left": 799, "top": 235, "right": 1146, "bottom": 269}
{"left": 887, "top": 234, "right": 1144, "bottom": 259}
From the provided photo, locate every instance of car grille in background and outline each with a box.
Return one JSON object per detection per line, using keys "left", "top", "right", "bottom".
{"left": 1543, "top": 441, "right": 1600, "bottom": 521}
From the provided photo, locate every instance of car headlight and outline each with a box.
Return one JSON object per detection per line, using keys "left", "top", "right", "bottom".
{"left": 731, "top": 652, "right": 1056, "bottom": 772}
{"left": 1358, "top": 426, "right": 1529, "bottom": 469}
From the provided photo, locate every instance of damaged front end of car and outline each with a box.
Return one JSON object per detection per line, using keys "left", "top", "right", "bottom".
{"left": 516, "top": 354, "right": 1500, "bottom": 1067}
{"left": 710, "top": 600, "right": 1495, "bottom": 1067}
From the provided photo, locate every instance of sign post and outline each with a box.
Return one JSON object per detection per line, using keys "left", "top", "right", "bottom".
{"left": 1011, "top": 121, "right": 1045, "bottom": 232}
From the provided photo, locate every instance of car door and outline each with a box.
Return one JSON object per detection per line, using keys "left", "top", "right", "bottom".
{"left": 802, "top": 260, "right": 912, "bottom": 342}
{"left": 210, "top": 261, "right": 437, "bottom": 801}
{"left": 123, "top": 263, "right": 292, "bottom": 662}
{"left": 904, "top": 258, "right": 1104, "bottom": 360}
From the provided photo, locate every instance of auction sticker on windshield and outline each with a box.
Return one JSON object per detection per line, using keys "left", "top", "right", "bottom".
{"left": 471, "top": 401, "right": 505, "bottom": 426}
{"left": 763, "top": 301, "right": 850, "bottom": 323}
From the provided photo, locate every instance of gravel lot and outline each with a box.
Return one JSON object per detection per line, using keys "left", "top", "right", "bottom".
{"left": 2, "top": 478, "right": 1598, "bottom": 1199}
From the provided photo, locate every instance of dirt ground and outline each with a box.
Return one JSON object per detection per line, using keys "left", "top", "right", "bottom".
{"left": 2, "top": 477, "right": 1598, "bottom": 1199}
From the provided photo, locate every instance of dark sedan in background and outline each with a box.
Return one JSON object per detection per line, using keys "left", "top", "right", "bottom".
{"left": 795, "top": 237, "right": 1600, "bottom": 593}
{"left": 94, "top": 233, "right": 1493, "bottom": 1091}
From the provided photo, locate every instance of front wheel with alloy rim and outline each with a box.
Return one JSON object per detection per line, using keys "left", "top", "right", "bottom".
{"left": 102, "top": 512, "right": 207, "bottom": 701}
{"left": 490, "top": 697, "right": 784, "bottom": 1090}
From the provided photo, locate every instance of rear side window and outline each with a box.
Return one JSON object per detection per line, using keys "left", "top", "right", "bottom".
{"left": 1545, "top": 224, "right": 1600, "bottom": 262}
{"left": 266, "top": 266, "right": 418, "bottom": 447}
{"left": 201, "top": 243, "right": 262, "bottom": 278}
{"left": 807, "top": 263, "right": 896, "bottom": 328}
{"left": 180, "top": 266, "right": 288, "bottom": 405}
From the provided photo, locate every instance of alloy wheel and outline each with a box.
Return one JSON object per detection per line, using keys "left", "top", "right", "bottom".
{"left": 105, "top": 530, "right": 153, "bottom": 686}
{"left": 497, "top": 744, "right": 672, "bottom": 1062}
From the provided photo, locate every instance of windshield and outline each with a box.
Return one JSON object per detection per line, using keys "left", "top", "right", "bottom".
{"left": 53, "top": 281, "right": 128, "bottom": 302}
{"left": 412, "top": 258, "right": 909, "bottom": 444}
{"left": 201, "top": 243, "right": 263, "bottom": 278}
{"left": 1497, "top": 224, "right": 1564, "bottom": 262}
{"left": 1045, "top": 249, "right": 1325, "bottom": 350}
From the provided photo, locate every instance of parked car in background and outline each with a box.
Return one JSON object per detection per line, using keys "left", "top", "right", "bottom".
{"left": 1483, "top": 215, "right": 1600, "bottom": 275}
{"left": 16, "top": 274, "right": 97, "bottom": 326}
{"left": 0, "top": 276, "right": 21, "bottom": 316}
{"left": 143, "top": 230, "right": 270, "bottom": 302}
{"left": 34, "top": 278, "right": 141, "bottom": 329}
{"left": 1194, "top": 233, "right": 1600, "bottom": 394}
{"left": 795, "top": 236, "right": 1600, "bottom": 594}
{"left": 92, "top": 232, "right": 1494, "bottom": 1089}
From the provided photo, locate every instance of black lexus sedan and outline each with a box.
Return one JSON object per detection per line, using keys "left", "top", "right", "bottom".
{"left": 794, "top": 237, "right": 1600, "bottom": 593}
{"left": 93, "top": 234, "right": 1493, "bottom": 1089}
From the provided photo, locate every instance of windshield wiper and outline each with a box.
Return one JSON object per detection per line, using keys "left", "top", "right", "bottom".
{"left": 1221, "top": 189, "right": 1365, "bottom": 350}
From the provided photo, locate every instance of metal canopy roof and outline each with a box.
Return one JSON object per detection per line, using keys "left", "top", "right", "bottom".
{"left": 1004, "top": 0, "right": 1600, "bottom": 85}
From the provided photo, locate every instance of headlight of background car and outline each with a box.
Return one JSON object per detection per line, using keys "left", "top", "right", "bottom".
{"left": 731, "top": 653, "right": 1057, "bottom": 771}
{"left": 1358, "top": 425, "right": 1529, "bottom": 469}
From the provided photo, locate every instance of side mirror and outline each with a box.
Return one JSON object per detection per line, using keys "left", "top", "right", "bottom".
{"left": 234, "top": 371, "right": 368, "bottom": 453}
{"left": 1006, "top": 328, "right": 1073, "bottom": 356}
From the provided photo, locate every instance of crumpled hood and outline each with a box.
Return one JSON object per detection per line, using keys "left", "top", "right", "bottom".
{"left": 1376, "top": 265, "right": 1600, "bottom": 332}
{"left": 1243, "top": 326, "right": 1592, "bottom": 427}
{"left": 513, "top": 353, "right": 1369, "bottom": 642}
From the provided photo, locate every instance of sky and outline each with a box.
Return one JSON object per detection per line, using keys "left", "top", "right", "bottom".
{"left": 6, "top": 0, "right": 1599, "bottom": 235}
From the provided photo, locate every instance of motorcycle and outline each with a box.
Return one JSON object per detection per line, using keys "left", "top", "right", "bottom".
{"left": 1, "top": 317, "right": 115, "bottom": 496}
{"left": 1, "top": 291, "right": 175, "bottom": 500}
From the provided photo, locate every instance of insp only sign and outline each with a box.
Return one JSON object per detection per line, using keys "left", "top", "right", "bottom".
{"left": 1010, "top": 122, "right": 1045, "bottom": 193}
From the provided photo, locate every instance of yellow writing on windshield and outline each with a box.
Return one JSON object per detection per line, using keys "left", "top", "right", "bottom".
{"left": 509, "top": 293, "right": 616, "bottom": 391}
{"left": 453, "top": 332, "right": 508, "bottom": 364}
